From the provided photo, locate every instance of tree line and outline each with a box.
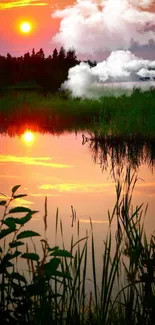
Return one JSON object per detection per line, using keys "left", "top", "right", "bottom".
{"left": 0, "top": 47, "right": 96, "bottom": 93}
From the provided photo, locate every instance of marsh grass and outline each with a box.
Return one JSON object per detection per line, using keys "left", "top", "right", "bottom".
{"left": 82, "top": 133, "right": 155, "bottom": 171}
{"left": 0, "top": 168, "right": 155, "bottom": 325}
{"left": 0, "top": 87, "right": 155, "bottom": 137}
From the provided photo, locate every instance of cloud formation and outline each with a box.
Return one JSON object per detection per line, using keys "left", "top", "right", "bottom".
{"left": 39, "top": 182, "right": 113, "bottom": 192}
{"left": 10, "top": 198, "right": 33, "bottom": 207}
{"left": 62, "top": 50, "right": 155, "bottom": 98}
{"left": 79, "top": 218, "right": 109, "bottom": 224}
{"left": 52, "top": 0, "right": 155, "bottom": 55}
{"left": 0, "top": 155, "right": 72, "bottom": 168}
{"left": 30, "top": 193, "right": 60, "bottom": 197}
{"left": 0, "top": 195, "right": 33, "bottom": 206}
{"left": 0, "top": 0, "right": 48, "bottom": 9}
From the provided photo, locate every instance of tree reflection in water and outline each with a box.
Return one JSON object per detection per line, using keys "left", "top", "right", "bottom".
{"left": 82, "top": 133, "right": 155, "bottom": 174}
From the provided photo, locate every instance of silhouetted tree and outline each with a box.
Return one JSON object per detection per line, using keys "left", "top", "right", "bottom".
{"left": 31, "top": 48, "right": 35, "bottom": 57}
{"left": 36, "top": 48, "right": 45, "bottom": 59}
{"left": 0, "top": 47, "right": 80, "bottom": 92}
{"left": 52, "top": 48, "right": 58, "bottom": 61}
{"left": 58, "top": 47, "right": 66, "bottom": 61}
{"left": 66, "top": 49, "right": 77, "bottom": 61}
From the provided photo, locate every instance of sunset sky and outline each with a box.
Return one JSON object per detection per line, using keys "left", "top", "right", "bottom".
{"left": 0, "top": 0, "right": 155, "bottom": 59}
{"left": 0, "top": 0, "right": 74, "bottom": 56}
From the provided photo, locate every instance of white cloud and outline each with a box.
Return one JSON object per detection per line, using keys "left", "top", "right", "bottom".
{"left": 137, "top": 68, "right": 155, "bottom": 78}
{"left": 62, "top": 50, "right": 155, "bottom": 98}
{"left": 129, "top": 0, "right": 153, "bottom": 8}
{"left": 52, "top": 0, "right": 155, "bottom": 55}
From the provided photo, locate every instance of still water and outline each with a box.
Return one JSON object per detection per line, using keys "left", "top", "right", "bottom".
{"left": 0, "top": 130, "right": 155, "bottom": 279}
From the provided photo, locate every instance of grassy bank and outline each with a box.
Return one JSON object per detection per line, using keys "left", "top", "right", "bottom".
{"left": 0, "top": 88, "right": 155, "bottom": 137}
{"left": 0, "top": 168, "right": 155, "bottom": 325}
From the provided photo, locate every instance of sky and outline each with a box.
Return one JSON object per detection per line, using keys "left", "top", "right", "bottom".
{"left": 0, "top": 0, "right": 74, "bottom": 56}
{"left": 0, "top": 0, "right": 155, "bottom": 59}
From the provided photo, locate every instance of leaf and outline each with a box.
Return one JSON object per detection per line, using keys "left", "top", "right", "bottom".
{"left": 4, "top": 251, "right": 21, "bottom": 261}
{"left": 12, "top": 185, "right": 21, "bottom": 194}
{"left": 21, "top": 253, "right": 40, "bottom": 261}
{"left": 9, "top": 241, "right": 24, "bottom": 248}
{"left": 9, "top": 206, "right": 31, "bottom": 214}
{"left": 54, "top": 270, "right": 72, "bottom": 279}
{"left": 3, "top": 218, "right": 16, "bottom": 230}
{"left": 11, "top": 213, "right": 32, "bottom": 225}
{"left": 0, "top": 283, "right": 9, "bottom": 290}
{"left": 17, "top": 230, "right": 40, "bottom": 240}
{"left": 5, "top": 211, "right": 38, "bottom": 227}
{"left": 13, "top": 284, "right": 25, "bottom": 297}
{"left": 0, "top": 228, "right": 15, "bottom": 240}
{"left": 20, "top": 210, "right": 38, "bottom": 222}
{"left": 43, "top": 258, "right": 60, "bottom": 277}
{"left": 50, "top": 249, "right": 73, "bottom": 258}
{"left": 0, "top": 200, "right": 7, "bottom": 206}
{"left": 0, "top": 261, "right": 13, "bottom": 273}
{"left": 10, "top": 272, "right": 26, "bottom": 283}
{"left": 13, "top": 194, "right": 27, "bottom": 199}
{"left": 48, "top": 246, "right": 59, "bottom": 252}
{"left": 26, "top": 282, "right": 45, "bottom": 296}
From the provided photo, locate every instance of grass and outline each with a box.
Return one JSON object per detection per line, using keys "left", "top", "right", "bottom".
{"left": 82, "top": 133, "right": 155, "bottom": 171}
{"left": 0, "top": 87, "right": 155, "bottom": 137}
{"left": 0, "top": 167, "right": 155, "bottom": 325}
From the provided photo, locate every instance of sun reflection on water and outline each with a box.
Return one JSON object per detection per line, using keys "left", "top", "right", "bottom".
{"left": 22, "top": 130, "right": 34, "bottom": 144}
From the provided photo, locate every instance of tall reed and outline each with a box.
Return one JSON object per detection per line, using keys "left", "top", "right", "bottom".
{"left": 0, "top": 167, "right": 154, "bottom": 324}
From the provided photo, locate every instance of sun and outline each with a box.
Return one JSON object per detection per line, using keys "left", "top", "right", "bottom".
{"left": 22, "top": 131, "right": 34, "bottom": 144}
{"left": 20, "top": 21, "right": 32, "bottom": 34}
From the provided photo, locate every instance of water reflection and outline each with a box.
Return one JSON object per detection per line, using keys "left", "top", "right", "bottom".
{"left": 0, "top": 127, "right": 154, "bottom": 252}
{"left": 22, "top": 130, "right": 35, "bottom": 144}
{"left": 1, "top": 125, "right": 154, "bottom": 172}
{"left": 0, "top": 127, "right": 154, "bottom": 223}
{"left": 82, "top": 133, "right": 155, "bottom": 172}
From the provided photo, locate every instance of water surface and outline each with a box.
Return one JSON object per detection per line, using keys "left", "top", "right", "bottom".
{"left": 0, "top": 130, "right": 154, "bottom": 242}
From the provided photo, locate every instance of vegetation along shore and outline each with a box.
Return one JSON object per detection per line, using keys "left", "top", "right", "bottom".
{"left": 0, "top": 87, "right": 155, "bottom": 138}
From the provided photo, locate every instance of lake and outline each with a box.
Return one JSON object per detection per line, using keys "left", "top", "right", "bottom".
{"left": 0, "top": 129, "right": 155, "bottom": 286}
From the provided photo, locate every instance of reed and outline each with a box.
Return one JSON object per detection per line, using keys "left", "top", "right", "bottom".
{"left": 0, "top": 167, "right": 155, "bottom": 324}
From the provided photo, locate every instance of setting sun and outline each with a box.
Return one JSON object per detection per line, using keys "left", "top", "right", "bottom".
{"left": 23, "top": 131, "right": 34, "bottom": 144}
{"left": 20, "top": 21, "right": 32, "bottom": 34}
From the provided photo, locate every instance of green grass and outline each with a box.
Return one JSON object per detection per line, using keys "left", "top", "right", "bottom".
{"left": 0, "top": 168, "right": 155, "bottom": 325}
{"left": 0, "top": 87, "right": 155, "bottom": 137}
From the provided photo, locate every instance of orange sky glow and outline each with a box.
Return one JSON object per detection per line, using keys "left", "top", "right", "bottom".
{"left": 0, "top": 1, "right": 155, "bottom": 271}
{"left": 0, "top": 0, "right": 154, "bottom": 58}
{"left": 0, "top": 0, "right": 74, "bottom": 55}
{"left": 0, "top": 131, "right": 154, "bottom": 240}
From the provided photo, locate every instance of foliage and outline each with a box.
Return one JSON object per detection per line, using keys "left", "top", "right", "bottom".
{"left": 0, "top": 185, "right": 73, "bottom": 324}
{"left": 0, "top": 88, "right": 155, "bottom": 137}
{"left": 0, "top": 169, "right": 155, "bottom": 324}
{"left": 0, "top": 47, "right": 79, "bottom": 93}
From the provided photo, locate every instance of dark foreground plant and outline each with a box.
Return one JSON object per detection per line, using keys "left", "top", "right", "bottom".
{"left": 109, "top": 168, "right": 155, "bottom": 325}
{"left": 0, "top": 168, "right": 155, "bottom": 325}
{"left": 0, "top": 186, "right": 74, "bottom": 325}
